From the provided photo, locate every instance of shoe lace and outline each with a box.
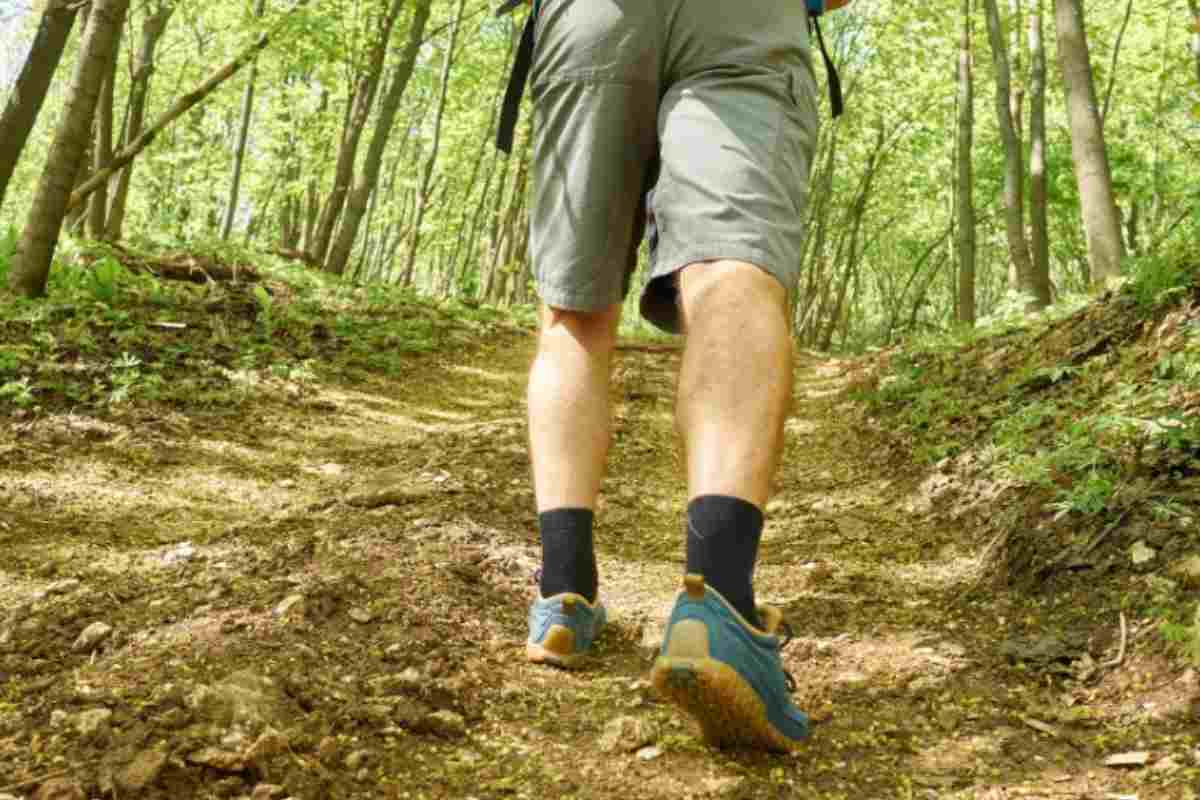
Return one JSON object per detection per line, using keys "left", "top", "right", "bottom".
{"left": 778, "top": 620, "right": 798, "bottom": 693}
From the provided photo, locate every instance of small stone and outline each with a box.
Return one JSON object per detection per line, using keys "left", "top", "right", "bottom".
{"left": 349, "top": 608, "right": 373, "bottom": 624}
{"left": 161, "top": 542, "right": 196, "bottom": 564}
{"left": 636, "top": 745, "right": 662, "bottom": 761}
{"left": 1169, "top": 555, "right": 1200, "bottom": 589}
{"left": 274, "top": 594, "right": 305, "bottom": 618}
{"left": 246, "top": 728, "right": 290, "bottom": 771}
{"left": 1129, "top": 541, "right": 1156, "bottom": 565}
{"left": 32, "top": 778, "right": 85, "bottom": 800}
{"left": 73, "top": 621, "right": 113, "bottom": 652}
{"left": 939, "top": 643, "right": 967, "bottom": 658}
{"left": 187, "top": 746, "right": 247, "bottom": 772}
{"left": 383, "top": 643, "right": 404, "bottom": 661}
{"left": 344, "top": 749, "right": 370, "bottom": 769}
{"left": 317, "top": 736, "right": 339, "bottom": 761}
{"left": 75, "top": 708, "right": 113, "bottom": 741}
{"left": 1152, "top": 755, "right": 1181, "bottom": 773}
{"left": 1104, "top": 750, "right": 1150, "bottom": 767}
{"left": 280, "top": 479, "right": 297, "bottom": 489}
{"left": 116, "top": 744, "right": 169, "bottom": 793}
{"left": 250, "top": 785, "right": 287, "bottom": 800}
{"left": 421, "top": 710, "right": 466, "bottom": 739}
{"left": 396, "top": 667, "right": 422, "bottom": 690}
{"left": 49, "top": 709, "right": 69, "bottom": 728}
{"left": 599, "top": 716, "right": 657, "bottom": 754}
{"left": 42, "top": 578, "right": 81, "bottom": 597}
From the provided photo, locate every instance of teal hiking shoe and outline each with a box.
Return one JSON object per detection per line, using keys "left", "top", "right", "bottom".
{"left": 651, "top": 574, "right": 810, "bottom": 751}
{"left": 526, "top": 592, "right": 606, "bottom": 669}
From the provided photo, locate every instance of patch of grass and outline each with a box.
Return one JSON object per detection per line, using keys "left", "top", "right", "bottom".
{"left": 0, "top": 240, "right": 526, "bottom": 415}
{"left": 1161, "top": 604, "right": 1200, "bottom": 667}
{"left": 0, "top": 225, "right": 15, "bottom": 285}
{"left": 1127, "top": 252, "right": 1195, "bottom": 310}
{"left": 854, "top": 250, "right": 1200, "bottom": 529}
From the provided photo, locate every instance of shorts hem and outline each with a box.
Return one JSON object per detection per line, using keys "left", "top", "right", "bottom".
{"left": 536, "top": 282, "right": 626, "bottom": 313}
{"left": 649, "top": 244, "right": 796, "bottom": 291}
{"left": 639, "top": 243, "right": 797, "bottom": 334}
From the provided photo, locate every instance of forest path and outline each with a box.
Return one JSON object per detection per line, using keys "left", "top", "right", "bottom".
{"left": 1, "top": 330, "right": 1194, "bottom": 799}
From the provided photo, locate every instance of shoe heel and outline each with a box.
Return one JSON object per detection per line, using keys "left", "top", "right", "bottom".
{"left": 526, "top": 624, "right": 578, "bottom": 668}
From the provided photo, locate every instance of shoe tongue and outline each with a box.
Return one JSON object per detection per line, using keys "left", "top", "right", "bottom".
{"left": 757, "top": 606, "right": 783, "bottom": 636}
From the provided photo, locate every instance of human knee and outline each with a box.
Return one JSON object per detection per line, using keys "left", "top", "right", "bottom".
{"left": 539, "top": 303, "right": 621, "bottom": 354}
{"left": 678, "top": 261, "right": 788, "bottom": 329}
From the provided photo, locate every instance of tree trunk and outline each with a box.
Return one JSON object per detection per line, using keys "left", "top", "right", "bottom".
{"left": 87, "top": 2, "right": 129, "bottom": 238}
{"left": 402, "top": 0, "right": 468, "bottom": 287}
{"left": 1100, "top": 0, "right": 1134, "bottom": 124}
{"left": 326, "top": 0, "right": 433, "bottom": 276}
{"left": 1053, "top": 0, "right": 1124, "bottom": 285}
{"left": 982, "top": 0, "right": 1037, "bottom": 303}
{"left": 1008, "top": 0, "right": 1024, "bottom": 148}
{"left": 7, "top": 0, "right": 130, "bottom": 298}
{"left": 220, "top": 0, "right": 268, "bottom": 240}
{"left": 1190, "top": 0, "right": 1200, "bottom": 88}
{"left": 311, "top": 0, "right": 406, "bottom": 264}
{"left": 956, "top": 0, "right": 977, "bottom": 326}
{"left": 0, "top": 0, "right": 79, "bottom": 215}
{"left": 1027, "top": 0, "right": 1051, "bottom": 308}
{"left": 105, "top": 0, "right": 174, "bottom": 241}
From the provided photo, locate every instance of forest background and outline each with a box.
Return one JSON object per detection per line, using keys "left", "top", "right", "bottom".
{"left": 1, "top": 0, "right": 1196, "bottom": 347}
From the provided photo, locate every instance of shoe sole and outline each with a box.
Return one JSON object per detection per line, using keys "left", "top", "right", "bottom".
{"left": 651, "top": 655, "right": 801, "bottom": 752}
{"left": 526, "top": 625, "right": 586, "bottom": 670}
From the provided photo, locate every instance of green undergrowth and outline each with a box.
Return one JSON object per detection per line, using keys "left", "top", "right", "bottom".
{"left": 0, "top": 235, "right": 529, "bottom": 415}
{"left": 851, "top": 249, "right": 1200, "bottom": 664}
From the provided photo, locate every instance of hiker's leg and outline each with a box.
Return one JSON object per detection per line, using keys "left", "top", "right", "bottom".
{"left": 676, "top": 261, "right": 792, "bottom": 509}
{"left": 528, "top": 302, "right": 621, "bottom": 514}
{"left": 671, "top": 261, "right": 791, "bottom": 624}
{"left": 522, "top": 0, "right": 658, "bottom": 664}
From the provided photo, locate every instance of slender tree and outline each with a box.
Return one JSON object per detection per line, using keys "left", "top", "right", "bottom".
{"left": 311, "top": 0, "right": 407, "bottom": 263}
{"left": 1027, "top": 0, "right": 1050, "bottom": 306}
{"left": 221, "top": 0, "right": 269, "bottom": 239}
{"left": 956, "top": 0, "right": 977, "bottom": 325}
{"left": 87, "top": 4, "right": 128, "bottom": 238}
{"left": 1189, "top": 0, "right": 1200, "bottom": 88}
{"left": 104, "top": 1, "right": 174, "bottom": 241}
{"left": 326, "top": 0, "right": 433, "bottom": 276}
{"left": 403, "top": 0, "right": 467, "bottom": 286}
{"left": 0, "top": 0, "right": 80, "bottom": 214}
{"left": 982, "top": 0, "right": 1037, "bottom": 304}
{"left": 8, "top": 0, "right": 131, "bottom": 298}
{"left": 1053, "top": 0, "right": 1124, "bottom": 285}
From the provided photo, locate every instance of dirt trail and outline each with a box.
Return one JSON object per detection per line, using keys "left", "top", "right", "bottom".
{"left": 1, "top": 333, "right": 1196, "bottom": 799}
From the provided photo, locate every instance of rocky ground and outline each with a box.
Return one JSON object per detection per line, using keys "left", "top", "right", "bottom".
{"left": 1, "top": 327, "right": 1198, "bottom": 799}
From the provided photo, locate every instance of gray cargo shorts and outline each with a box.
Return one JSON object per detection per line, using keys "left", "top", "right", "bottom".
{"left": 529, "top": 0, "right": 819, "bottom": 333}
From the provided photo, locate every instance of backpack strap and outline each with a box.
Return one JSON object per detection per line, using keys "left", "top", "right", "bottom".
{"left": 496, "top": 2, "right": 536, "bottom": 154}
{"left": 806, "top": 1, "right": 844, "bottom": 118}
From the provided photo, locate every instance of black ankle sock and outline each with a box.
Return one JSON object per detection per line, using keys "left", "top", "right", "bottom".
{"left": 539, "top": 508, "right": 598, "bottom": 603}
{"left": 685, "top": 495, "right": 763, "bottom": 628}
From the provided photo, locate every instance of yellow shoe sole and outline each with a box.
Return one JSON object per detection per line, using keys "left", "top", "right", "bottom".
{"left": 651, "top": 655, "right": 800, "bottom": 752}
{"left": 526, "top": 624, "right": 586, "bottom": 669}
